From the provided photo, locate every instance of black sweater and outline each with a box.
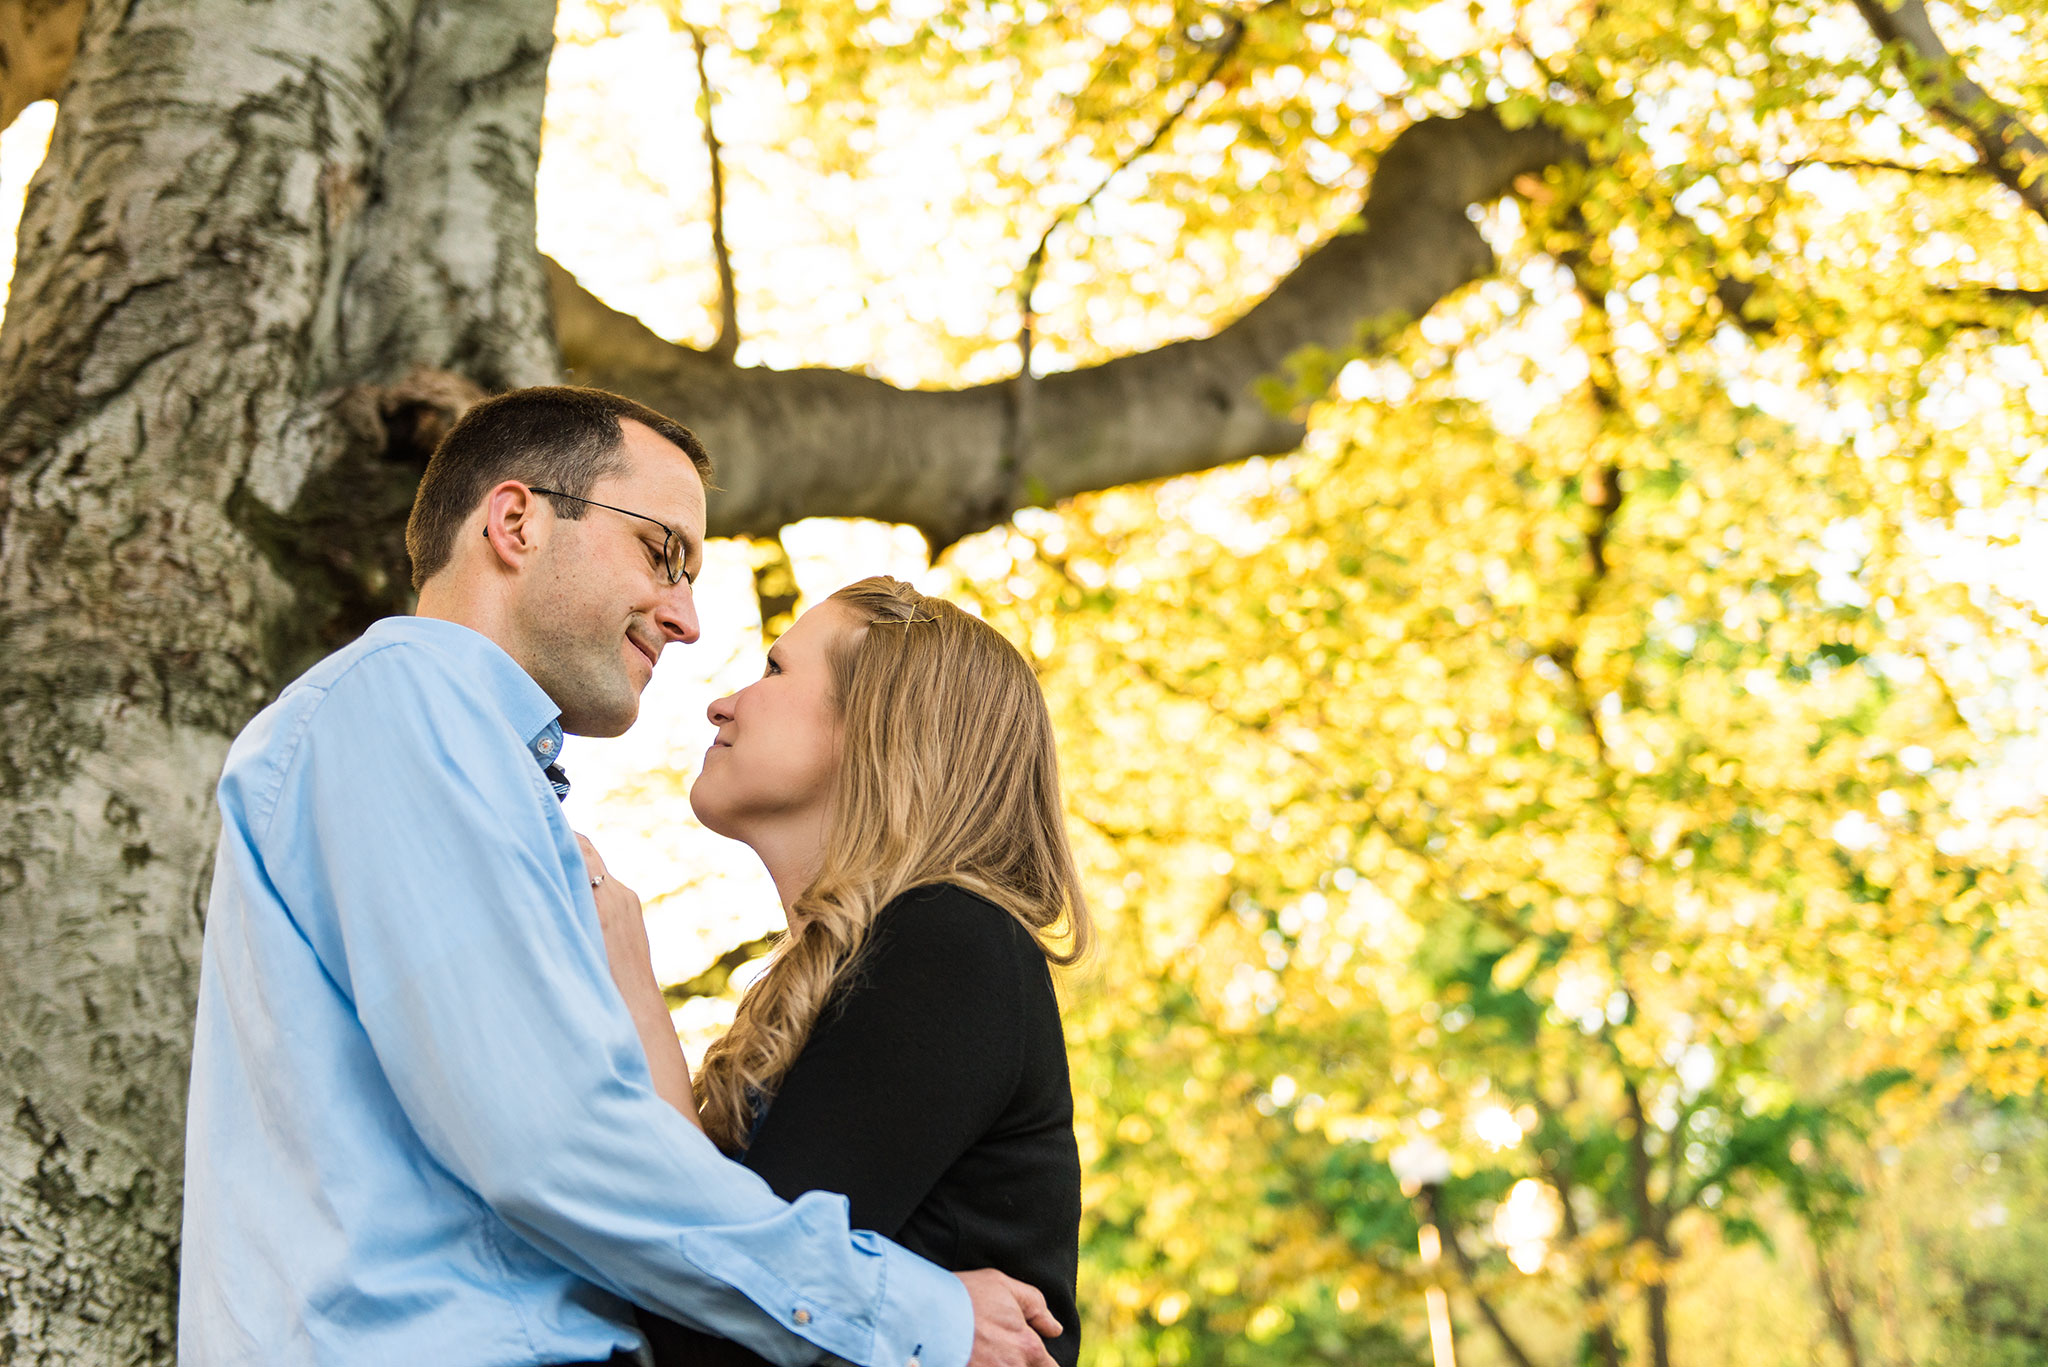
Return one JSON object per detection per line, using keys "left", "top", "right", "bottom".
{"left": 641, "top": 884, "right": 1082, "bottom": 1367}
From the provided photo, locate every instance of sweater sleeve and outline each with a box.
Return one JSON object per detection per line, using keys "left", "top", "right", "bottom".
{"left": 739, "top": 886, "right": 1032, "bottom": 1239}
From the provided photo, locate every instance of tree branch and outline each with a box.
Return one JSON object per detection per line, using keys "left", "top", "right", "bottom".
{"left": 688, "top": 24, "right": 738, "bottom": 362}
{"left": 1849, "top": 0, "right": 2048, "bottom": 229}
{"left": 1002, "top": 10, "right": 1258, "bottom": 514}
{"left": 1943, "top": 284, "right": 2048, "bottom": 307}
{"left": 555, "top": 108, "right": 1577, "bottom": 545}
{"left": 1017, "top": 11, "right": 1254, "bottom": 376}
{"left": 1788, "top": 154, "right": 1981, "bottom": 179}
{"left": 13, "top": 16, "right": 1578, "bottom": 550}
{"left": 662, "top": 930, "right": 781, "bottom": 1006}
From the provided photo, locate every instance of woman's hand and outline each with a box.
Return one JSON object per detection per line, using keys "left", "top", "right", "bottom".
{"left": 576, "top": 834, "right": 703, "bottom": 1130}
{"left": 578, "top": 834, "right": 657, "bottom": 994}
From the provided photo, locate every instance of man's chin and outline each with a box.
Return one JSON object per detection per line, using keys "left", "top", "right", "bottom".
{"left": 559, "top": 687, "right": 641, "bottom": 738}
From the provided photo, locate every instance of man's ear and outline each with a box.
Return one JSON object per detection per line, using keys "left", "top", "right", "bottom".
{"left": 480, "top": 481, "right": 547, "bottom": 570}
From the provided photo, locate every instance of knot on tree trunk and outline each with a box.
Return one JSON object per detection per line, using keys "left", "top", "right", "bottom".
{"left": 226, "top": 367, "right": 486, "bottom": 675}
{"left": 337, "top": 365, "right": 488, "bottom": 467}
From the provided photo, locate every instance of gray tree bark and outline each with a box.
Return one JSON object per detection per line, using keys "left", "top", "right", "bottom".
{"left": 0, "top": 1, "right": 556, "bottom": 1360}
{"left": 0, "top": 3, "right": 1575, "bottom": 1361}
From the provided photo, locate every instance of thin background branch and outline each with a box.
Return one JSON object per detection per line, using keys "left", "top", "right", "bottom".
{"left": 999, "top": 5, "right": 1265, "bottom": 504}
{"left": 1848, "top": 0, "right": 2048, "bottom": 229}
{"left": 1014, "top": 11, "right": 1256, "bottom": 379}
{"left": 689, "top": 23, "right": 740, "bottom": 362}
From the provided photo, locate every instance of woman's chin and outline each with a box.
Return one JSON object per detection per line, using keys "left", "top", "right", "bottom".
{"left": 687, "top": 787, "right": 742, "bottom": 841}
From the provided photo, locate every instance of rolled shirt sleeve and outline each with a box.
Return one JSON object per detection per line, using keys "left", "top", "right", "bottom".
{"left": 247, "top": 643, "right": 968, "bottom": 1367}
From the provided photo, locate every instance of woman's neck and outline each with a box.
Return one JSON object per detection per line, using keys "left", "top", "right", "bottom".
{"left": 742, "top": 816, "right": 828, "bottom": 927}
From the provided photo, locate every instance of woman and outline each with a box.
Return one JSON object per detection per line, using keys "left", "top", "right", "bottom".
{"left": 584, "top": 576, "right": 1091, "bottom": 1367}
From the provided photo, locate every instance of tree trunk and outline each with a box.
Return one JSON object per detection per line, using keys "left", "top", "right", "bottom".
{"left": 1812, "top": 1240, "right": 1867, "bottom": 1367}
{"left": 1423, "top": 1184, "right": 1543, "bottom": 1367}
{"left": 0, "top": 1, "right": 557, "bottom": 1360}
{"left": 1621, "top": 1080, "right": 1674, "bottom": 1367}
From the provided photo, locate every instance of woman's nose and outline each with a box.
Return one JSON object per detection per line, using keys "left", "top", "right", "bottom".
{"left": 706, "top": 693, "right": 735, "bottom": 725}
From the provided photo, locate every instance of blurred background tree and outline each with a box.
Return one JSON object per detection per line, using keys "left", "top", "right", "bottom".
{"left": 2, "top": 0, "right": 2044, "bottom": 1362}
{"left": 971, "top": 238, "right": 2048, "bottom": 1366}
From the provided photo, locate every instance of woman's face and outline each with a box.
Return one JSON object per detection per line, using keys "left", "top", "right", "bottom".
{"left": 690, "top": 599, "right": 855, "bottom": 845}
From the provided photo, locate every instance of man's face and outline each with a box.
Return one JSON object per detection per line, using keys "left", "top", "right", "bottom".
{"left": 515, "top": 420, "right": 708, "bottom": 737}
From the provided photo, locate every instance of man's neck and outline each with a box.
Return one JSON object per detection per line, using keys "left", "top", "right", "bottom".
{"left": 414, "top": 575, "right": 510, "bottom": 643}
{"left": 415, "top": 577, "right": 551, "bottom": 704}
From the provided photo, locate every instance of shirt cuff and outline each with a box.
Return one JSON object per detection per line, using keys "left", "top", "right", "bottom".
{"left": 863, "top": 1233, "right": 972, "bottom": 1367}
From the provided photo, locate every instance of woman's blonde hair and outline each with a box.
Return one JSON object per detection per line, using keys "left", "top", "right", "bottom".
{"left": 693, "top": 576, "right": 1092, "bottom": 1153}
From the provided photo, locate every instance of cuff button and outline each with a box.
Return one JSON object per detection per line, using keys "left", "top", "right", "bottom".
{"left": 793, "top": 1309, "right": 811, "bottom": 1325}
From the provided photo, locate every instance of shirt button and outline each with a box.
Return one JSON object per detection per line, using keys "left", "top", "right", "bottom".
{"left": 793, "top": 1309, "right": 811, "bottom": 1325}
{"left": 537, "top": 738, "right": 556, "bottom": 754}
{"left": 908, "top": 1357, "right": 921, "bottom": 1366}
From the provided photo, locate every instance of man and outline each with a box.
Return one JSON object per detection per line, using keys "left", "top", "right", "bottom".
{"left": 181, "top": 387, "right": 1062, "bottom": 1367}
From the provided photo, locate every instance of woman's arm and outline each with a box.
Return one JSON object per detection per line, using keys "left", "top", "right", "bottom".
{"left": 578, "top": 835, "right": 702, "bottom": 1129}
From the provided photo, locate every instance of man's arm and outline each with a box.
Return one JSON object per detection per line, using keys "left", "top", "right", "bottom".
{"left": 264, "top": 653, "right": 965, "bottom": 1367}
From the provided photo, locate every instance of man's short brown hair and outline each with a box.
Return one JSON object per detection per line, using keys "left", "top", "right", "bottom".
{"left": 405, "top": 386, "right": 713, "bottom": 590}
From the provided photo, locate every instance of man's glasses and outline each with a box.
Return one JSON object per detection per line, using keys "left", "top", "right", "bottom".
{"left": 527, "top": 487, "right": 692, "bottom": 586}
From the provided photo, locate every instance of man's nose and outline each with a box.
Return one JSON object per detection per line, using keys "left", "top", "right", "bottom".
{"left": 655, "top": 581, "right": 700, "bottom": 646}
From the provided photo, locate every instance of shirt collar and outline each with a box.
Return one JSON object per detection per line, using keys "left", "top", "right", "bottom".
{"left": 530, "top": 720, "right": 566, "bottom": 772}
{"left": 358, "top": 616, "right": 566, "bottom": 767}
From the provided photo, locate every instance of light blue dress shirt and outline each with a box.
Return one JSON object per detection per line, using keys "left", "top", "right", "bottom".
{"left": 181, "top": 617, "right": 971, "bottom": 1367}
